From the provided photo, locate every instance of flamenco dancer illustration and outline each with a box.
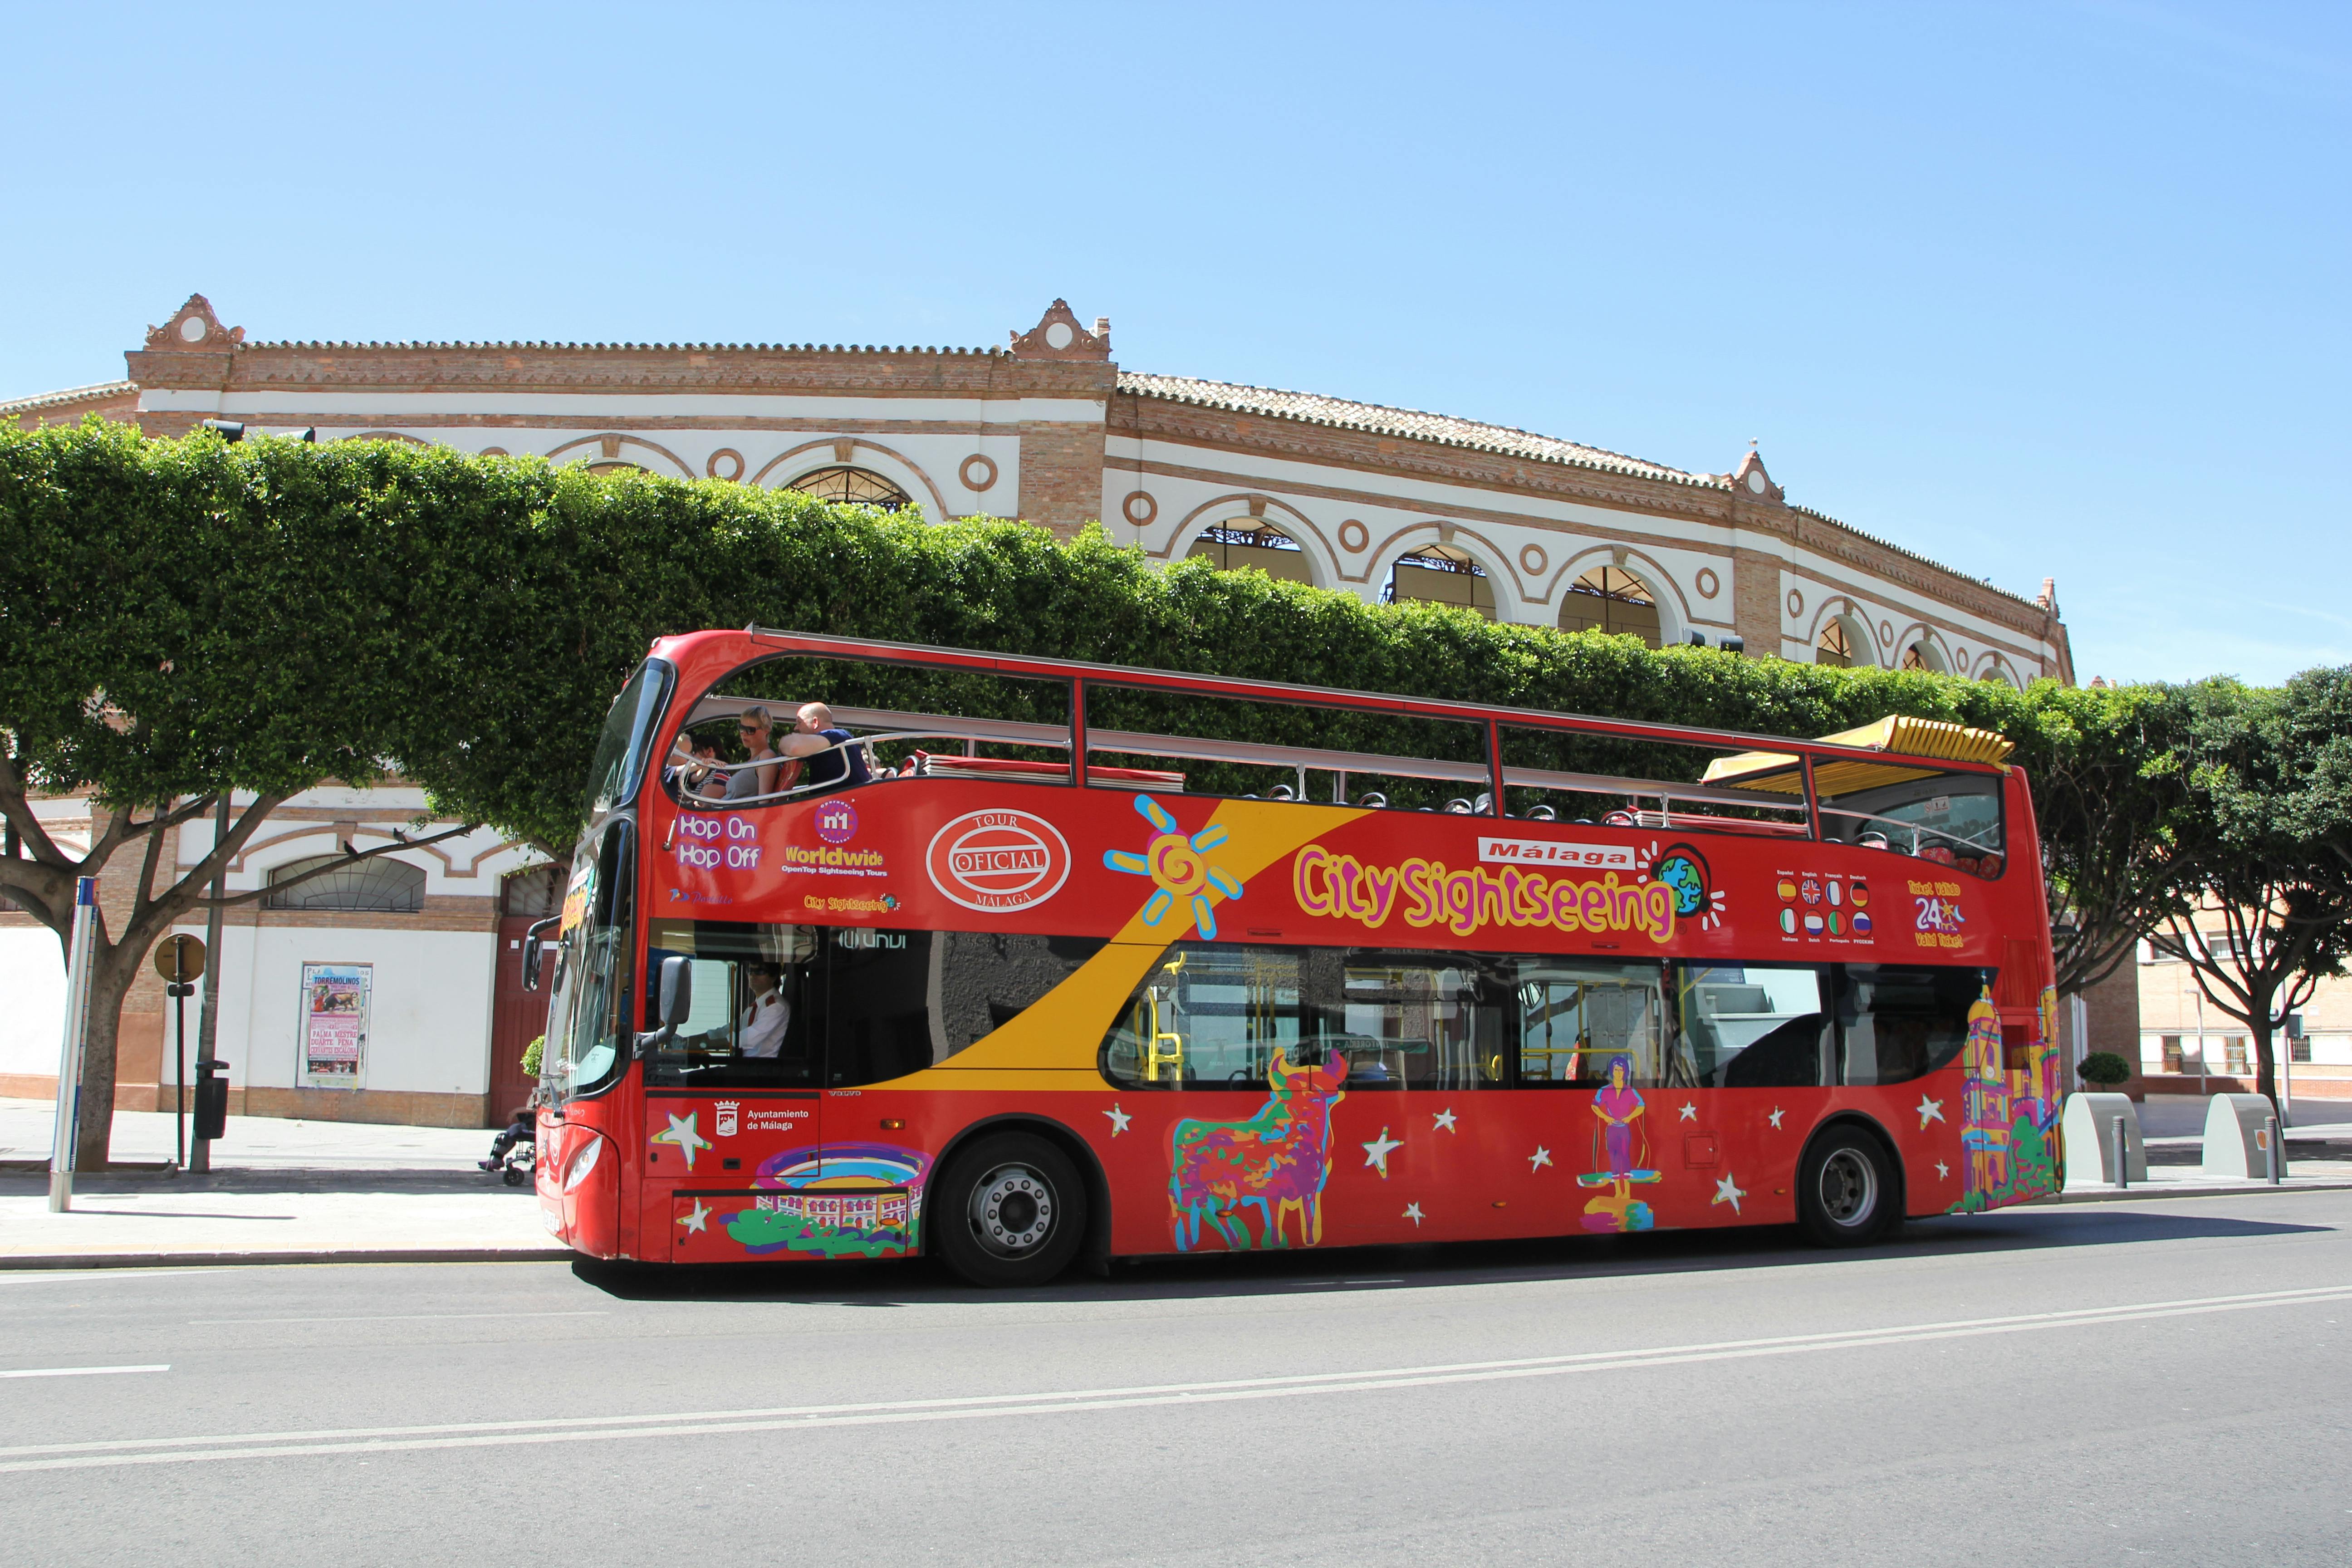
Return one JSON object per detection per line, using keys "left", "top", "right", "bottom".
{"left": 1577, "top": 1053, "right": 1661, "bottom": 1232}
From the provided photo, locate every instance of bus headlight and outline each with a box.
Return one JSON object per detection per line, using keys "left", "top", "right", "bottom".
{"left": 563, "top": 1137, "right": 604, "bottom": 1192}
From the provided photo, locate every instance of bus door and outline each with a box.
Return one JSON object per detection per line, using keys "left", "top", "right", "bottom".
{"left": 1504, "top": 958, "right": 1680, "bottom": 1238}
{"left": 809, "top": 926, "right": 935, "bottom": 1260}
{"left": 639, "top": 917, "right": 823, "bottom": 1261}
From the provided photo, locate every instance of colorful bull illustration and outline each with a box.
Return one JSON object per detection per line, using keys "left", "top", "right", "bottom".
{"left": 1168, "top": 1048, "right": 1349, "bottom": 1251}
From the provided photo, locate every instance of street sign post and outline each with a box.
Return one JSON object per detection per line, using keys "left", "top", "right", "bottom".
{"left": 152, "top": 934, "right": 208, "bottom": 1170}
{"left": 47, "top": 877, "right": 98, "bottom": 1213}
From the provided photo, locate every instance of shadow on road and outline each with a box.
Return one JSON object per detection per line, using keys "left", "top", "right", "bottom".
{"left": 571, "top": 1201, "right": 2337, "bottom": 1308}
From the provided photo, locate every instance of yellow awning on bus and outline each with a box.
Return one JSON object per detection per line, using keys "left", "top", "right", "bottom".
{"left": 1700, "top": 715, "right": 2014, "bottom": 797}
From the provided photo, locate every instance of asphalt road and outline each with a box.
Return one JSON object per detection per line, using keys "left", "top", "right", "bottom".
{"left": 4, "top": 1195, "right": 2348, "bottom": 1568}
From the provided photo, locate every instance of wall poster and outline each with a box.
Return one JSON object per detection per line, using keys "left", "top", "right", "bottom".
{"left": 300, "top": 962, "right": 371, "bottom": 1088}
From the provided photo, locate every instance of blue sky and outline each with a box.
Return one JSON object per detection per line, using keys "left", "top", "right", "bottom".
{"left": 5, "top": 2, "right": 2344, "bottom": 685}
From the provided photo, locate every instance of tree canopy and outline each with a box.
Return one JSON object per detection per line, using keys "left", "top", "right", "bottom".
{"left": 7, "top": 420, "right": 2347, "bottom": 1148}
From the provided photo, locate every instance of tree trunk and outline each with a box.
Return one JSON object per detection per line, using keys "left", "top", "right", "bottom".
{"left": 2250, "top": 1021, "right": 2282, "bottom": 1127}
{"left": 72, "top": 925, "right": 139, "bottom": 1171}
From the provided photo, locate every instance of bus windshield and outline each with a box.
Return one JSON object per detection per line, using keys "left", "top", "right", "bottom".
{"left": 541, "top": 817, "right": 635, "bottom": 1103}
{"left": 583, "top": 659, "right": 675, "bottom": 821}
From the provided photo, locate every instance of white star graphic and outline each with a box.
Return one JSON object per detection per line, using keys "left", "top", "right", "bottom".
{"left": 1678, "top": 1101, "right": 1697, "bottom": 1122}
{"left": 1404, "top": 1202, "right": 1425, "bottom": 1227}
{"left": 1936, "top": 1161, "right": 1950, "bottom": 1180}
{"left": 1768, "top": 1106, "right": 1786, "bottom": 1130}
{"left": 678, "top": 1199, "right": 711, "bottom": 1235}
{"left": 1916, "top": 1094, "right": 1946, "bottom": 1128}
{"left": 652, "top": 1112, "right": 713, "bottom": 1171}
{"left": 1104, "top": 1103, "right": 1132, "bottom": 1136}
{"left": 1711, "top": 1172, "right": 1747, "bottom": 1214}
{"left": 1432, "top": 1108, "right": 1458, "bottom": 1133}
{"left": 1361, "top": 1127, "right": 1403, "bottom": 1177}
{"left": 1529, "top": 1145, "right": 1553, "bottom": 1171}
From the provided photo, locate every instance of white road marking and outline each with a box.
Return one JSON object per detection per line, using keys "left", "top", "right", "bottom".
{"left": 0, "top": 1269, "right": 233, "bottom": 1286}
{"left": 4, "top": 1284, "right": 2347, "bottom": 1472}
{"left": 186, "top": 1312, "right": 608, "bottom": 1326}
{"left": 0, "top": 1365, "right": 169, "bottom": 1380}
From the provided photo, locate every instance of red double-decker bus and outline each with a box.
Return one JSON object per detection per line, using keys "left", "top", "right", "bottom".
{"left": 535, "top": 629, "right": 2063, "bottom": 1285}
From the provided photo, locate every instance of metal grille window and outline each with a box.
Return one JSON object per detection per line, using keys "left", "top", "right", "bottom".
{"left": 1383, "top": 546, "right": 1495, "bottom": 618}
{"left": 264, "top": 854, "right": 426, "bottom": 913}
{"left": 1185, "top": 524, "right": 1312, "bottom": 583}
{"left": 1559, "top": 566, "right": 1661, "bottom": 647}
{"left": 787, "top": 466, "right": 910, "bottom": 510}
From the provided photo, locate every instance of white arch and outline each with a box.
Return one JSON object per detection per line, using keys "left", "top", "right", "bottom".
{"left": 1370, "top": 525, "right": 1523, "bottom": 621}
{"left": 1974, "top": 650, "right": 2024, "bottom": 689}
{"left": 751, "top": 439, "right": 949, "bottom": 520}
{"left": 1805, "top": 599, "right": 1880, "bottom": 668}
{"left": 1549, "top": 545, "right": 1690, "bottom": 647}
{"left": 542, "top": 432, "right": 696, "bottom": 480}
{"left": 1165, "top": 499, "right": 1335, "bottom": 590}
{"left": 1895, "top": 624, "right": 1954, "bottom": 673}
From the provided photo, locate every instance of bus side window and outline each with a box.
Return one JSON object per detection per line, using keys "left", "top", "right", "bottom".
{"left": 1676, "top": 964, "right": 1828, "bottom": 1088}
{"left": 1834, "top": 965, "right": 1979, "bottom": 1084}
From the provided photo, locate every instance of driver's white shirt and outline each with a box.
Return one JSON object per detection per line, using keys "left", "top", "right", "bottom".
{"left": 738, "top": 988, "right": 791, "bottom": 1058}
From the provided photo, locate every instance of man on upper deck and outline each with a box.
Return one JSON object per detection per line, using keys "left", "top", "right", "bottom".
{"left": 778, "top": 701, "right": 873, "bottom": 789}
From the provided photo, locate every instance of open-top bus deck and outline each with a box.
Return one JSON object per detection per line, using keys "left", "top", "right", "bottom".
{"left": 535, "top": 630, "right": 2063, "bottom": 1285}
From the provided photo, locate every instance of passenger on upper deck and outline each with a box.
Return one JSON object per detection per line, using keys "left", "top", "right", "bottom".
{"left": 778, "top": 701, "right": 874, "bottom": 790}
{"left": 724, "top": 706, "right": 784, "bottom": 801}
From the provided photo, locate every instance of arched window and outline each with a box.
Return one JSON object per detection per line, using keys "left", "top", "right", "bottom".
{"left": 1815, "top": 617, "right": 1855, "bottom": 667}
{"left": 1384, "top": 544, "right": 1495, "bottom": 619}
{"left": 789, "top": 466, "right": 910, "bottom": 511}
{"left": 1185, "top": 522, "right": 1313, "bottom": 584}
{"left": 1901, "top": 641, "right": 1948, "bottom": 673}
{"left": 265, "top": 855, "right": 426, "bottom": 914}
{"left": 501, "top": 863, "right": 565, "bottom": 919}
{"left": 1559, "top": 566, "right": 1661, "bottom": 647}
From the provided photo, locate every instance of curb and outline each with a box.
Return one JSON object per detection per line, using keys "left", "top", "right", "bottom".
{"left": 2045, "top": 1178, "right": 2352, "bottom": 1205}
{"left": 0, "top": 1247, "right": 574, "bottom": 1271}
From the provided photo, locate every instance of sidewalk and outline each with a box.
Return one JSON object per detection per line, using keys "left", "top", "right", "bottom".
{"left": 0, "top": 1098, "right": 565, "bottom": 1269}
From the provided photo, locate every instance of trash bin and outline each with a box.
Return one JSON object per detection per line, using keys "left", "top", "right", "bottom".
{"left": 2061, "top": 1093, "right": 2146, "bottom": 1186}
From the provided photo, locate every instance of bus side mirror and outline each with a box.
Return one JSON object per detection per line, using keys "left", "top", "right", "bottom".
{"left": 659, "top": 955, "right": 693, "bottom": 1029}
{"left": 521, "top": 916, "right": 560, "bottom": 991}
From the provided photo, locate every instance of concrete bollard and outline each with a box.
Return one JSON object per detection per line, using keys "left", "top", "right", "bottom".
{"left": 2202, "top": 1093, "right": 2281, "bottom": 1180}
{"left": 2063, "top": 1093, "right": 2147, "bottom": 1188}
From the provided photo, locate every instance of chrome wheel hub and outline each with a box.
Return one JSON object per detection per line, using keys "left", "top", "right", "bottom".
{"left": 1819, "top": 1148, "right": 1878, "bottom": 1227}
{"left": 970, "top": 1164, "right": 1054, "bottom": 1258}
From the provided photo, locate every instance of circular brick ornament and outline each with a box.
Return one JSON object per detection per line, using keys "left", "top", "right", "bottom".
{"left": 1122, "top": 490, "right": 1157, "bottom": 525}
{"left": 1338, "top": 519, "right": 1369, "bottom": 553}
{"left": 1519, "top": 543, "right": 1547, "bottom": 575}
{"left": 1695, "top": 568, "right": 1720, "bottom": 599}
{"left": 1787, "top": 588, "right": 1804, "bottom": 619}
{"left": 707, "top": 448, "right": 745, "bottom": 481}
{"left": 960, "top": 454, "right": 998, "bottom": 492}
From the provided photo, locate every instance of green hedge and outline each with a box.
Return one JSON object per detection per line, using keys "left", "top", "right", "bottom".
{"left": 0, "top": 421, "right": 2196, "bottom": 987}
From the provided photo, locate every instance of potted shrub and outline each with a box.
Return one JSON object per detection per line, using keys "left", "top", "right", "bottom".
{"left": 2078, "top": 1051, "right": 2132, "bottom": 1089}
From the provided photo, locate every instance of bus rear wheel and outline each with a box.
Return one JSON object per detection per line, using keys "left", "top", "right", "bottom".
{"left": 934, "top": 1132, "right": 1086, "bottom": 1288}
{"left": 1797, "top": 1127, "right": 1898, "bottom": 1248}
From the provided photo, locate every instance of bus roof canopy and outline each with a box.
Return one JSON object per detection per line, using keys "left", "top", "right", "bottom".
{"left": 1699, "top": 715, "right": 2015, "bottom": 796}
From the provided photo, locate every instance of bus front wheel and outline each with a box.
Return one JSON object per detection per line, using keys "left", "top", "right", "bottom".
{"left": 1797, "top": 1127, "right": 1898, "bottom": 1248}
{"left": 934, "top": 1132, "right": 1087, "bottom": 1288}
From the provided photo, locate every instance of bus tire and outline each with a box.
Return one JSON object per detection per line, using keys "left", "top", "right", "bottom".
{"left": 1797, "top": 1125, "right": 1897, "bottom": 1247}
{"left": 934, "top": 1132, "right": 1087, "bottom": 1288}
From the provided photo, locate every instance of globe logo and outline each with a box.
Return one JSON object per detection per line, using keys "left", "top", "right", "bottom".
{"left": 1654, "top": 852, "right": 1707, "bottom": 918}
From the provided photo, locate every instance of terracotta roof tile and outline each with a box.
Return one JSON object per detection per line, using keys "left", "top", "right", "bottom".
{"left": 1119, "top": 372, "right": 1720, "bottom": 488}
{"left": 0, "top": 379, "right": 137, "bottom": 419}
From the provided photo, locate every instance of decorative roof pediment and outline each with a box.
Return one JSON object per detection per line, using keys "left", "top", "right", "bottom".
{"left": 1731, "top": 444, "right": 1784, "bottom": 503}
{"left": 144, "top": 294, "right": 243, "bottom": 350}
{"left": 1009, "top": 299, "right": 1110, "bottom": 361}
